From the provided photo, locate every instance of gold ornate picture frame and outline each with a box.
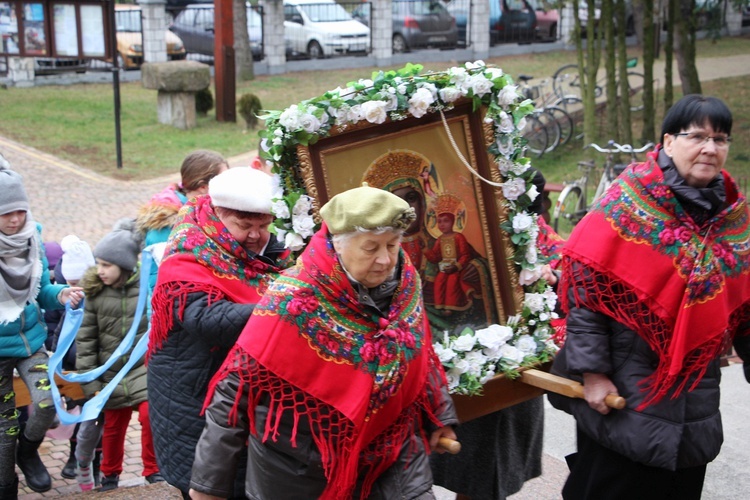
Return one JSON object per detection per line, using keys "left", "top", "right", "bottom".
{"left": 295, "top": 99, "right": 523, "bottom": 331}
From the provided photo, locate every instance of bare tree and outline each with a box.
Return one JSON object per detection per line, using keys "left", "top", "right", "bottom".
{"left": 234, "top": 0, "right": 255, "bottom": 81}
{"left": 573, "top": 0, "right": 603, "bottom": 148}
{"left": 640, "top": 0, "right": 656, "bottom": 144}
{"left": 664, "top": 0, "right": 675, "bottom": 111}
{"left": 673, "top": 0, "right": 702, "bottom": 94}
{"left": 615, "top": 0, "right": 633, "bottom": 146}
{"left": 603, "top": 0, "right": 620, "bottom": 142}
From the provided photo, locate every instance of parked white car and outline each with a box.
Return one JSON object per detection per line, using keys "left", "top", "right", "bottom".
{"left": 283, "top": 0, "right": 370, "bottom": 59}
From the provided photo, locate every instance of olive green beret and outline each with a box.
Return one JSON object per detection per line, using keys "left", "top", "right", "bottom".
{"left": 320, "top": 184, "right": 416, "bottom": 235}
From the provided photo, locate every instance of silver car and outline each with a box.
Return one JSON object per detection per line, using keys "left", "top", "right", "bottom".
{"left": 169, "top": 3, "right": 263, "bottom": 60}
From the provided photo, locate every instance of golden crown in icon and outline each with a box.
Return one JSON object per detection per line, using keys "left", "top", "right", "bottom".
{"left": 362, "top": 149, "right": 431, "bottom": 192}
{"left": 432, "top": 193, "right": 462, "bottom": 217}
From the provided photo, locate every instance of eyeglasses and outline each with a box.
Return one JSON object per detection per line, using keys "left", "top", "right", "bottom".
{"left": 672, "top": 131, "right": 732, "bottom": 148}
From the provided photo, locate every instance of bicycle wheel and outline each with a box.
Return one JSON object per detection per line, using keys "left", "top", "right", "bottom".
{"left": 544, "top": 106, "right": 574, "bottom": 146}
{"left": 535, "top": 110, "right": 561, "bottom": 153}
{"left": 521, "top": 115, "right": 549, "bottom": 158}
{"left": 625, "top": 71, "right": 645, "bottom": 112}
{"left": 552, "top": 64, "right": 582, "bottom": 102}
{"left": 553, "top": 184, "right": 584, "bottom": 237}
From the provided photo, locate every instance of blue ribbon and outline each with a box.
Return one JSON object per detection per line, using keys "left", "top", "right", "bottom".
{"left": 48, "top": 249, "right": 154, "bottom": 425}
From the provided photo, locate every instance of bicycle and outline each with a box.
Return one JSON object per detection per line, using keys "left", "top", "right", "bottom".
{"left": 552, "top": 57, "right": 645, "bottom": 113}
{"left": 552, "top": 141, "right": 654, "bottom": 236}
{"left": 518, "top": 74, "right": 576, "bottom": 148}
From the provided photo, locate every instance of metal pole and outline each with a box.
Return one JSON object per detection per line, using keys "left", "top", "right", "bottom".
{"left": 108, "top": 0, "right": 123, "bottom": 168}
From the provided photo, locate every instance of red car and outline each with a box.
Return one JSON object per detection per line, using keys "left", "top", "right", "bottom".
{"left": 529, "top": 0, "right": 558, "bottom": 41}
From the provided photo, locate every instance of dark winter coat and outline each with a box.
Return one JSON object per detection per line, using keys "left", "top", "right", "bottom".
{"left": 191, "top": 363, "right": 458, "bottom": 500}
{"left": 148, "top": 238, "right": 289, "bottom": 494}
{"left": 76, "top": 265, "right": 149, "bottom": 409}
{"left": 549, "top": 275, "right": 742, "bottom": 471}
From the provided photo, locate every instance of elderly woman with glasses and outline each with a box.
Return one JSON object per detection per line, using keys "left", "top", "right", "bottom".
{"left": 188, "top": 184, "right": 458, "bottom": 500}
{"left": 548, "top": 94, "right": 750, "bottom": 499}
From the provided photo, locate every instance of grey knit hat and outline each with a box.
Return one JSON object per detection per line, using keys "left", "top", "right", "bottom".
{"left": 0, "top": 163, "right": 30, "bottom": 215}
{"left": 93, "top": 219, "right": 141, "bottom": 272}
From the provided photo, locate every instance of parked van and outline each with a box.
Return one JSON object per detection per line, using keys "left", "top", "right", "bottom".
{"left": 283, "top": 0, "right": 370, "bottom": 59}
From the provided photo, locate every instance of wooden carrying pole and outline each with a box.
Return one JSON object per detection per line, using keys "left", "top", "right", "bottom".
{"left": 520, "top": 369, "right": 626, "bottom": 410}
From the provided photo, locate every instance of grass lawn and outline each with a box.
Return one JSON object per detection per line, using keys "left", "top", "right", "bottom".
{"left": 0, "top": 36, "right": 748, "bottom": 182}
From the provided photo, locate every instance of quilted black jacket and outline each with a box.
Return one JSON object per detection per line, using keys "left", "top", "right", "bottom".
{"left": 148, "top": 291, "right": 253, "bottom": 494}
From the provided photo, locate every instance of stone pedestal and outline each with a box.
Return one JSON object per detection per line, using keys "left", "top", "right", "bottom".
{"left": 8, "top": 57, "right": 35, "bottom": 86}
{"left": 141, "top": 60, "right": 211, "bottom": 129}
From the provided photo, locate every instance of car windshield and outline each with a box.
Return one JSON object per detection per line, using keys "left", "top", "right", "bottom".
{"left": 247, "top": 8, "right": 261, "bottom": 28}
{"left": 300, "top": 3, "right": 352, "bottom": 22}
{"left": 116, "top": 11, "right": 141, "bottom": 32}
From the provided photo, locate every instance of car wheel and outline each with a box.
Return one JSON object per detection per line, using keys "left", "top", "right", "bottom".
{"left": 307, "top": 41, "right": 323, "bottom": 60}
{"left": 550, "top": 23, "right": 557, "bottom": 40}
{"left": 392, "top": 34, "right": 408, "bottom": 53}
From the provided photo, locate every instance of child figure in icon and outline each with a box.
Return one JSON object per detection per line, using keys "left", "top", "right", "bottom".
{"left": 424, "top": 193, "right": 478, "bottom": 316}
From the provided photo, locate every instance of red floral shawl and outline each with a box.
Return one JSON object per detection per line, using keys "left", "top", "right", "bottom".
{"left": 206, "top": 224, "right": 447, "bottom": 499}
{"left": 148, "top": 195, "right": 286, "bottom": 355}
{"left": 559, "top": 152, "right": 750, "bottom": 409}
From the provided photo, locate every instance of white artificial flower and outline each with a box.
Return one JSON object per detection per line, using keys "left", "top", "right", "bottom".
{"left": 480, "top": 370, "right": 496, "bottom": 384}
{"left": 408, "top": 87, "right": 435, "bottom": 118}
{"left": 510, "top": 161, "right": 530, "bottom": 176}
{"left": 497, "top": 84, "right": 519, "bottom": 106}
{"left": 475, "top": 324, "right": 513, "bottom": 349}
{"left": 292, "top": 195, "right": 312, "bottom": 216}
{"left": 361, "top": 100, "right": 388, "bottom": 124}
{"left": 519, "top": 265, "right": 544, "bottom": 286}
{"left": 446, "top": 369, "right": 462, "bottom": 390}
{"left": 433, "top": 343, "right": 457, "bottom": 364}
{"left": 298, "top": 112, "right": 322, "bottom": 134}
{"left": 440, "top": 87, "right": 464, "bottom": 103}
{"left": 516, "top": 335, "right": 538, "bottom": 355}
{"left": 517, "top": 116, "right": 527, "bottom": 132}
{"left": 272, "top": 137, "right": 283, "bottom": 146}
{"left": 275, "top": 227, "right": 287, "bottom": 243}
{"left": 285, "top": 232, "right": 305, "bottom": 251}
{"left": 495, "top": 138, "right": 515, "bottom": 159}
{"left": 358, "top": 78, "right": 374, "bottom": 88}
{"left": 292, "top": 215, "right": 316, "bottom": 239}
{"left": 329, "top": 105, "right": 349, "bottom": 126}
{"left": 496, "top": 111, "right": 515, "bottom": 134}
{"left": 448, "top": 66, "right": 468, "bottom": 85}
{"left": 273, "top": 128, "right": 284, "bottom": 137}
{"left": 482, "top": 346, "right": 503, "bottom": 362}
{"left": 279, "top": 105, "right": 302, "bottom": 130}
{"left": 451, "top": 333, "right": 477, "bottom": 352}
{"left": 464, "top": 351, "right": 487, "bottom": 377}
{"left": 260, "top": 138, "right": 271, "bottom": 152}
{"left": 527, "top": 183, "right": 539, "bottom": 202}
{"left": 271, "top": 200, "right": 290, "bottom": 219}
{"left": 499, "top": 344, "right": 525, "bottom": 364}
{"left": 397, "top": 83, "right": 408, "bottom": 95}
{"left": 512, "top": 212, "right": 534, "bottom": 233}
{"left": 383, "top": 93, "right": 399, "bottom": 111}
{"left": 525, "top": 244, "right": 538, "bottom": 264}
{"left": 543, "top": 289, "right": 558, "bottom": 311}
{"left": 467, "top": 73, "right": 493, "bottom": 97}
{"left": 485, "top": 67, "right": 504, "bottom": 80}
{"left": 453, "top": 358, "right": 471, "bottom": 375}
{"left": 418, "top": 82, "right": 438, "bottom": 99}
{"left": 347, "top": 104, "right": 363, "bottom": 123}
{"left": 465, "top": 60, "right": 486, "bottom": 70}
{"left": 502, "top": 177, "right": 526, "bottom": 201}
